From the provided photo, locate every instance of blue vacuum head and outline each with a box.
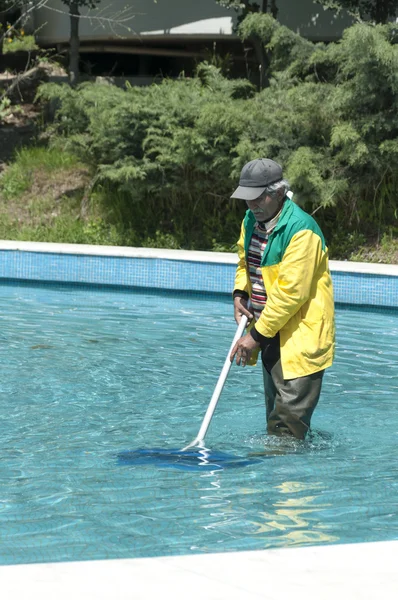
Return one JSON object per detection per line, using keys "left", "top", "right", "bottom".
{"left": 117, "top": 447, "right": 262, "bottom": 471}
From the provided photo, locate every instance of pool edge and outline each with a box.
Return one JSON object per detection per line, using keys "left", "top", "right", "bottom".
{"left": 1, "top": 539, "right": 397, "bottom": 599}
{"left": 0, "top": 239, "right": 397, "bottom": 275}
{"left": 0, "top": 240, "right": 397, "bottom": 308}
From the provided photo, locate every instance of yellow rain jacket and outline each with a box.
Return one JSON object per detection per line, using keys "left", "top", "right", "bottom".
{"left": 235, "top": 198, "right": 335, "bottom": 379}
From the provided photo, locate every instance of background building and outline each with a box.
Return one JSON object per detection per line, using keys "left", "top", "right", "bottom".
{"left": 31, "top": 0, "right": 354, "bottom": 80}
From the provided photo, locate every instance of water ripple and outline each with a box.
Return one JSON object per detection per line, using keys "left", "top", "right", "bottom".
{"left": 0, "top": 284, "right": 397, "bottom": 564}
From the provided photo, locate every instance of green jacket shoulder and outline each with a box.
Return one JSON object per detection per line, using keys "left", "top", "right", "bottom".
{"left": 243, "top": 199, "right": 326, "bottom": 267}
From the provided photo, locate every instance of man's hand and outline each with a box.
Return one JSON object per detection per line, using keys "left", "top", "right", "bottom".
{"left": 230, "top": 333, "right": 259, "bottom": 367}
{"left": 233, "top": 296, "right": 253, "bottom": 325}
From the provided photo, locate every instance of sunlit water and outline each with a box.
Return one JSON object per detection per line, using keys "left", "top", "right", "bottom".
{"left": 0, "top": 281, "right": 397, "bottom": 565}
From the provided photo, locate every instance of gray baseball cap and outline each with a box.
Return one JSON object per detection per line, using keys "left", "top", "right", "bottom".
{"left": 230, "top": 158, "right": 283, "bottom": 201}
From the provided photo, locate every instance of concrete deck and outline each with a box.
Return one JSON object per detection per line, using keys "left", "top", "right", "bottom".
{"left": 1, "top": 540, "right": 397, "bottom": 599}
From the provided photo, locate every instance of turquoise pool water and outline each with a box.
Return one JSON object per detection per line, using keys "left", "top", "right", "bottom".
{"left": 0, "top": 282, "right": 397, "bottom": 565}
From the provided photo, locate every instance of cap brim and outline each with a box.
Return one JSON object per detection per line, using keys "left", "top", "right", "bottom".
{"left": 230, "top": 185, "right": 266, "bottom": 201}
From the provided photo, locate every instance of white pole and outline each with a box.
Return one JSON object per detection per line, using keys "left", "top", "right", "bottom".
{"left": 182, "top": 315, "right": 248, "bottom": 451}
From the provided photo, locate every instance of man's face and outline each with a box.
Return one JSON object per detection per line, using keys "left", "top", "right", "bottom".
{"left": 246, "top": 190, "right": 282, "bottom": 222}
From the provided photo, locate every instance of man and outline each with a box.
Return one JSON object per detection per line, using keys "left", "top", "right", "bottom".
{"left": 230, "top": 158, "right": 335, "bottom": 440}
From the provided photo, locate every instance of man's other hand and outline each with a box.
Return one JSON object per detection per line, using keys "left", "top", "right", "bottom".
{"left": 230, "top": 333, "right": 259, "bottom": 367}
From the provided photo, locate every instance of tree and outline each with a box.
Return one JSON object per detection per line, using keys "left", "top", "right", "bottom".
{"left": 60, "top": 1, "right": 101, "bottom": 86}
{"left": 55, "top": 2, "right": 136, "bottom": 86}
{"left": 217, "top": 1, "right": 279, "bottom": 88}
{"left": 314, "top": 0, "right": 398, "bottom": 24}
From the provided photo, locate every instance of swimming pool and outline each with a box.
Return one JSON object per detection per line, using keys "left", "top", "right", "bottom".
{"left": 0, "top": 280, "right": 397, "bottom": 566}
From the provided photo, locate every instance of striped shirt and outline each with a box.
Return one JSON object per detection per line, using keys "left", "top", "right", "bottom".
{"left": 247, "top": 212, "right": 282, "bottom": 321}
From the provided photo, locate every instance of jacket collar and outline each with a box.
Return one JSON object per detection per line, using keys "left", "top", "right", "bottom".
{"left": 272, "top": 197, "right": 293, "bottom": 233}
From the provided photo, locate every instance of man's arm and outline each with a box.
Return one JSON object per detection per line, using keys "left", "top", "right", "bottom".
{"left": 234, "top": 219, "right": 250, "bottom": 295}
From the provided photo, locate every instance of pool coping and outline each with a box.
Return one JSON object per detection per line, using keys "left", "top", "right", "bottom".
{"left": 1, "top": 540, "right": 397, "bottom": 599}
{"left": 0, "top": 239, "right": 397, "bottom": 275}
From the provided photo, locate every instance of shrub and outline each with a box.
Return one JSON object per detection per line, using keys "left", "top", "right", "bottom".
{"left": 33, "top": 18, "right": 398, "bottom": 254}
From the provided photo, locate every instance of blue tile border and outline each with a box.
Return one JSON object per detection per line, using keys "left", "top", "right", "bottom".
{"left": 0, "top": 245, "right": 397, "bottom": 308}
{"left": 332, "top": 271, "right": 397, "bottom": 308}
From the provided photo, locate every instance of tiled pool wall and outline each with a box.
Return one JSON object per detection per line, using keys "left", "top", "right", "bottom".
{"left": 0, "top": 241, "right": 397, "bottom": 308}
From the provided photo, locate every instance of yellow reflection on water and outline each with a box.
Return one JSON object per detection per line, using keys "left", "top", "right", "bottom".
{"left": 275, "top": 481, "right": 324, "bottom": 494}
{"left": 246, "top": 480, "right": 339, "bottom": 545}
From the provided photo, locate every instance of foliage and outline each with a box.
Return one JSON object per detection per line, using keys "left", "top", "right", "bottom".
{"left": 0, "top": 95, "right": 23, "bottom": 125}
{"left": 36, "top": 70, "right": 255, "bottom": 249}
{"left": 314, "top": 0, "right": 398, "bottom": 24}
{"left": 216, "top": 0, "right": 279, "bottom": 23}
{"left": 0, "top": 0, "right": 33, "bottom": 50}
{"left": 3, "top": 33, "right": 38, "bottom": 53}
{"left": 14, "top": 17, "right": 396, "bottom": 258}
{"left": 0, "top": 96, "right": 11, "bottom": 121}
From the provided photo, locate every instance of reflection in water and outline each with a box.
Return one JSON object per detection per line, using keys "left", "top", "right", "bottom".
{"left": 189, "top": 437, "right": 342, "bottom": 549}
{"left": 194, "top": 472, "right": 339, "bottom": 550}
{"left": 246, "top": 481, "right": 339, "bottom": 545}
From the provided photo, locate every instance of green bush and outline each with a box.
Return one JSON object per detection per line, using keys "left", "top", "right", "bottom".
{"left": 33, "top": 18, "right": 398, "bottom": 255}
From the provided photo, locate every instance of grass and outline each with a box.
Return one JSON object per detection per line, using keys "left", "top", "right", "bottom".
{"left": 0, "top": 146, "right": 397, "bottom": 262}
{"left": 349, "top": 232, "right": 398, "bottom": 264}
{"left": 1, "top": 146, "right": 88, "bottom": 201}
{"left": 0, "top": 146, "right": 139, "bottom": 247}
{"left": 0, "top": 213, "right": 131, "bottom": 245}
